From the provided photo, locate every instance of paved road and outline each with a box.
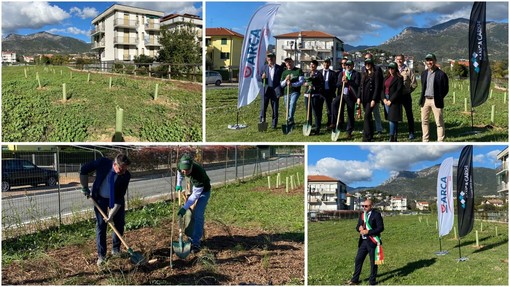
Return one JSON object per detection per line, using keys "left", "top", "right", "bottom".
{"left": 2, "top": 156, "right": 302, "bottom": 227}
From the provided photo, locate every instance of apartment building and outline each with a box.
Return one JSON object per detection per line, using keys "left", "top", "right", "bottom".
{"left": 274, "top": 30, "right": 344, "bottom": 71}
{"left": 496, "top": 147, "right": 508, "bottom": 197}
{"left": 2, "top": 51, "right": 16, "bottom": 64}
{"left": 91, "top": 4, "right": 164, "bottom": 62}
{"left": 161, "top": 13, "right": 202, "bottom": 46}
{"left": 308, "top": 175, "right": 347, "bottom": 214}
{"left": 390, "top": 196, "right": 408, "bottom": 211}
{"left": 205, "top": 28, "right": 243, "bottom": 71}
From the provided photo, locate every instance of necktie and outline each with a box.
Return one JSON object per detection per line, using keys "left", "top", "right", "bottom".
{"left": 108, "top": 170, "right": 115, "bottom": 208}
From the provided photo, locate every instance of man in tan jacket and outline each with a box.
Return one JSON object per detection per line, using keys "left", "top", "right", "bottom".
{"left": 395, "top": 54, "right": 417, "bottom": 140}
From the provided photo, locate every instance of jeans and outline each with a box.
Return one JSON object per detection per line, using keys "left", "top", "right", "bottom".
{"left": 94, "top": 196, "right": 125, "bottom": 258}
{"left": 284, "top": 91, "right": 300, "bottom": 123}
{"left": 373, "top": 103, "right": 383, "bottom": 132}
{"left": 389, "top": 121, "right": 398, "bottom": 136}
{"left": 192, "top": 191, "right": 211, "bottom": 248}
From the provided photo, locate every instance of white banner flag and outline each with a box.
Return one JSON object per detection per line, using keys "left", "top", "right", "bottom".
{"left": 437, "top": 157, "right": 454, "bottom": 237}
{"left": 237, "top": 4, "right": 280, "bottom": 108}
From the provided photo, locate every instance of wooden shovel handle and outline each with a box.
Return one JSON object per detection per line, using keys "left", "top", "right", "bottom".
{"left": 90, "top": 198, "right": 130, "bottom": 250}
{"left": 335, "top": 81, "right": 346, "bottom": 128}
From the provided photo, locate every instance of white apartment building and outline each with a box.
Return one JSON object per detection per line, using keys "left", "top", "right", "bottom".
{"left": 2, "top": 51, "right": 16, "bottom": 64}
{"left": 390, "top": 196, "right": 408, "bottom": 211}
{"left": 496, "top": 147, "right": 508, "bottom": 197}
{"left": 91, "top": 4, "right": 164, "bottom": 62}
{"left": 160, "top": 13, "right": 202, "bottom": 46}
{"left": 274, "top": 30, "right": 344, "bottom": 71}
{"left": 308, "top": 175, "right": 347, "bottom": 213}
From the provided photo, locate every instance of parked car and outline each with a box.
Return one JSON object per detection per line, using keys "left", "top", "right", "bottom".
{"left": 2, "top": 159, "right": 59, "bottom": 192}
{"left": 206, "top": 70, "right": 222, "bottom": 86}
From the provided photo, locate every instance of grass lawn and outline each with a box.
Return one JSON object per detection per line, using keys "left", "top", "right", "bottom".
{"left": 206, "top": 79, "right": 508, "bottom": 142}
{"left": 308, "top": 215, "right": 508, "bottom": 285}
{"left": 2, "top": 66, "right": 202, "bottom": 142}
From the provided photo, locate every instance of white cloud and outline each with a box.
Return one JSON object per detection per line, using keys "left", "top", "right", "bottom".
{"left": 47, "top": 27, "right": 90, "bottom": 37}
{"left": 271, "top": 2, "right": 508, "bottom": 45}
{"left": 119, "top": 1, "right": 201, "bottom": 16}
{"left": 487, "top": 149, "right": 502, "bottom": 165}
{"left": 363, "top": 145, "right": 461, "bottom": 171}
{"left": 2, "top": 1, "right": 70, "bottom": 34}
{"left": 308, "top": 157, "right": 373, "bottom": 184}
{"left": 70, "top": 7, "right": 99, "bottom": 19}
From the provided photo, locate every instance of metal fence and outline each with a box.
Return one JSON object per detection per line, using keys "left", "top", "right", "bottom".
{"left": 1, "top": 145, "right": 304, "bottom": 238}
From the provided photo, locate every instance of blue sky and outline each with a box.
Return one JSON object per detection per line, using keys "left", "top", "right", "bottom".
{"left": 308, "top": 145, "right": 507, "bottom": 188}
{"left": 206, "top": 1, "right": 508, "bottom": 46}
{"left": 2, "top": 1, "right": 202, "bottom": 43}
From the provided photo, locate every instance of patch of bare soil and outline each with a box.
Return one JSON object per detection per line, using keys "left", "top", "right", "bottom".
{"left": 2, "top": 220, "right": 304, "bottom": 285}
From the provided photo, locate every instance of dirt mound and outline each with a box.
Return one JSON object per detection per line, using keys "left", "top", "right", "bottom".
{"left": 2, "top": 220, "right": 304, "bottom": 285}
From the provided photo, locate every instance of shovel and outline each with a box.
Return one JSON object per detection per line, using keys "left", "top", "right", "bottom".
{"left": 331, "top": 81, "right": 346, "bottom": 141}
{"left": 282, "top": 85, "right": 292, "bottom": 134}
{"left": 90, "top": 198, "right": 146, "bottom": 265}
{"left": 172, "top": 189, "right": 192, "bottom": 259}
{"left": 258, "top": 79, "right": 268, "bottom": 132}
{"left": 303, "top": 91, "right": 312, "bottom": 136}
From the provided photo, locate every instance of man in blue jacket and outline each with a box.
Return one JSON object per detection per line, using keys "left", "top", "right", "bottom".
{"left": 80, "top": 153, "right": 132, "bottom": 266}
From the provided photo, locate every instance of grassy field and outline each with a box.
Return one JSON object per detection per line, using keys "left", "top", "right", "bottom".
{"left": 2, "top": 66, "right": 202, "bottom": 142}
{"left": 308, "top": 215, "right": 508, "bottom": 285}
{"left": 2, "top": 165, "right": 304, "bottom": 265}
{"left": 206, "top": 79, "right": 508, "bottom": 142}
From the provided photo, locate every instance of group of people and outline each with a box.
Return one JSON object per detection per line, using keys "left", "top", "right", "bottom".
{"left": 258, "top": 52, "right": 449, "bottom": 142}
{"left": 80, "top": 153, "right": 211, "bottom": 267}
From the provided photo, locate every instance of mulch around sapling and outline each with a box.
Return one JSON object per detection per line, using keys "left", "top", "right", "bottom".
{"left": 2, "top": 220, "right": 304, "bottom": 285}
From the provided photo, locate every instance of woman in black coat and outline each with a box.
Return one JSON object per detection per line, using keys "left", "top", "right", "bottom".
{"left": 357, "top": 58, "right": 383, "bottom": 142}
{"left": 382, "top": 62, "right": 403, "bottom": 142}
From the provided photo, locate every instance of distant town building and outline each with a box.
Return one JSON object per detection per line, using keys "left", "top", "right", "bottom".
{"left": 2, "top": 51, "right": 16, "bottom": 64}
{"left": 205, "top": 27, "right": 243, "bottom": 71}
{"left": 160, "top": 13, "right": 202, "bottom": 47}
{"left": 23, "top": 55, "right": 34, "bottom": 63}
{"left": 416, "top": 201, "right": 430, "bottom": 211}
{"left": 307, "top": 175, "right": 348, "bottom": 214}
{"left": 496, "top": 147, "right": 508, "bottom": 198}
{"left": 91, "top": 4, "right": 164, "bottom": 62}
{"left": 482, "top": 199, "right": 505, "bottom": 207}
{"left": 274, "top": 30, "right": 344, "bottom": 71}
{"left": 390, "top": 196, "right": 408, "bottom": 211}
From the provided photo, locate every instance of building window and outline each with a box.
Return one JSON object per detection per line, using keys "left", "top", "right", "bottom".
{"left": 221, "top": 38, "right": 227, "bottom": 45}
{"left": 206, "top": 38, "right": 211, "bottom": 46}
{"left": 220, "top": 52, "right": 230, "bottom": 59}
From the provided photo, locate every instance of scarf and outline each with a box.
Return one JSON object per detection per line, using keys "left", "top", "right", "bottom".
{"left": 364, "top": 211, "right": 384, "bottom": 265}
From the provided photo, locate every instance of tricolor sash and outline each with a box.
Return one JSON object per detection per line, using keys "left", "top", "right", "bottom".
{"left": 364, "top": 211, "right": 384, "bottom": 265}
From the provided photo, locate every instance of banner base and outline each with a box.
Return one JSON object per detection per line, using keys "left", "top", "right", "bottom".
{"left": 228, "top": 124, "right": 247, "bottom": 130}
{"left": 435, "top": 251, "right": 449, "bottom": 256}
{"left": 457, "top": 257, "right": 469, "bottom": 262}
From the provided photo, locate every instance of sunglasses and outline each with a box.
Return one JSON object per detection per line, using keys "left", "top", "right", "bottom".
{"left": 362, "top": 205, "right": 371, "bottom": 207}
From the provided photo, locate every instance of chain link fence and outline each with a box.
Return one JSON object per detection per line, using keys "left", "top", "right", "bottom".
{"left": 1, "top": 145, "right": 303, "bottom": 239}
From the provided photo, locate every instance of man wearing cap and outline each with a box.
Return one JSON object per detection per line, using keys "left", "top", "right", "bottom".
{"left": 176, "top": 154, "right": 211, "bottom": 253}
{"left": 80, "top": 153, "right": 132, "bottom": 266}
{"left": 280, "top": 57, "right": 305, "bottom": 128}
{"left": 395, "top": 54, "right": 417, "bottom": 140}
{"left": 332, "top": 59, "right": 360, "bottom": 138}
{"left": 260, "top": 53, "right": 284, "bottom": 129}
{"left": 321, "top": 58, "right": 337, "bottom": 128}
{"left": 420, "top": 53, "right": 449, "bottom": 142}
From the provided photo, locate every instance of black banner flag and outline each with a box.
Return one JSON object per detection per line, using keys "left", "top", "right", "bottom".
{"left": 469, "top": 2, "right": 491, "bottom": 108}
{"left": 457, "top": 145, "right": 474, "bottom": 238}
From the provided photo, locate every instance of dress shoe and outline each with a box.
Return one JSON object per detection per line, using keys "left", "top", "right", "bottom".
{"left": 347, "top": 280, "right": 360, "bottom": 285}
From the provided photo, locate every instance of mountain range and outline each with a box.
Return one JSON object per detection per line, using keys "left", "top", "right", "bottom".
{"left": 345, "top": 18, "right": 508, "bottom": 61}
{"left": 2, "top": 32, "right": 91, "bottom": 55}
{"left": 350, "top": 165, "right": 498, "bottom": 201}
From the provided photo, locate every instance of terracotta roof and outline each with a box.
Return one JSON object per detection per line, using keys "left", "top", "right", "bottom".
{"left": 275, "top": 30, "right": 336, "bottom": 39}
{"left": 308, "top": 175, "right": 338, "bottom": 182}
{"left": 206, "top": 27, "right": 243, "bottom": 38}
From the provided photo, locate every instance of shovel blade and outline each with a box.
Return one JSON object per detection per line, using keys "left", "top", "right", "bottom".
{"left": 127, "top": 248, "right": 146, "bottom": 265}
{"left": 282, "top": 122, "right": 293, "bottom": 135}
{"left": 258, "top": 121, "right": 268, "bottom": 132}
{"left": 172, "top": 241, "right": 192, "bottom": 259}
{"left": 302, "top": 124, "right": 312, "bottom": 136}
{"left": 331, "top": 129, "right": 340, "bottom": 141}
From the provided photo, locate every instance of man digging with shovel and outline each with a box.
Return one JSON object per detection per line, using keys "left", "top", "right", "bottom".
{"left": 176, "top": 154, "right": 211, "bottom": 254}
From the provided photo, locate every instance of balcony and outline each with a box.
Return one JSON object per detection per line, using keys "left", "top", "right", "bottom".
{"left": 144, "top": 38, "right": 161, "bottom": 47}
{"left": 91, "top": 40, "right": 105, "bottom": 49}
{"left": 114, "top": 18, "right": 137, "bottom": 29}
{"left": 114, "top": 36, "right": 138, "bottom": 46}
{"left": 497, "top": 182, "right": 509, "bottom": 193}
{"left": 91, "top": 25, "right": 105, "bottom": 36}
{"left": 144, "top": 22, "right": 160, "bottom": 31}
{"left": 281, "top": 44, "right": 296, "bottom": 51}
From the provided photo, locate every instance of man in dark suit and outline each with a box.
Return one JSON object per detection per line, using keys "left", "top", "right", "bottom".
{"left": 80, "top": 153, "right": 132, "bottom": 267}
{"left": 321, "top": 58, "right": 337, "bottom": 128}
{"left": 260, "top": 52, "right": 283, "bottom": 129}
{"left": 348, "top": 199, "right": 384, "bottom": 285}
{"left": 419, "top": 53, "right": 449, "bottom": 142}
